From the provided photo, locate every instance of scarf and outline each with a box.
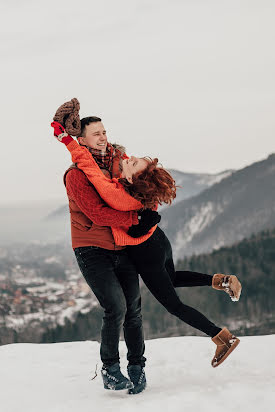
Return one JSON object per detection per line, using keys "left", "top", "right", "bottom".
{"left": 87, "top": 142, "right": 115, "bottom": 172}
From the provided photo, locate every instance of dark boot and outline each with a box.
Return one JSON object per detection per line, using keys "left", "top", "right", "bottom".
{"left": 101, "top": 363, "right": 133, "bottom": 390}
{"left": 127, "top": 364, "right": 147, "bottom": 395}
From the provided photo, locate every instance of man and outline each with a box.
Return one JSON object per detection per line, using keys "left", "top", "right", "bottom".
{"left": 63, "top": 116, "right": 148, "bottom": 394}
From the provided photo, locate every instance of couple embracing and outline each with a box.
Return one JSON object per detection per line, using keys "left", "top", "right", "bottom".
{"left": 51, "top": 98, "right": 242, "bottom": 395}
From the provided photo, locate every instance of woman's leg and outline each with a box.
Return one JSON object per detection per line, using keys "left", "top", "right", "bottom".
{"left": 140, "top": 268, "right": 221, "bottom": 337}
{"left": 127, "top": 227, "right": 221, "bottom": 337}
{"left": 174, "top": 269, "right": 213, "bottom": 287}
{"left": 164, "top": 235, "right": 213, "bottom": 287}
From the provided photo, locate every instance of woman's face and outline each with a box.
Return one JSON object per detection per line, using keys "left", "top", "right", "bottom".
{"left": 121, "top": 156, "right": 148, "bottom": 183}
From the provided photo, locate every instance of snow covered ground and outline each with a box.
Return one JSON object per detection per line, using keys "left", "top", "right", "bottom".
{"left": 1, "top": 335, "right": 274, "bottom": 412}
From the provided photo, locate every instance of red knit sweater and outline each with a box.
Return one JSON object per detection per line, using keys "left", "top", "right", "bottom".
{"left": 66, "top": 169, "right": 139, "bottom": 228}
{"left": 65, "top": 140, "right": 157, "bottom": 246}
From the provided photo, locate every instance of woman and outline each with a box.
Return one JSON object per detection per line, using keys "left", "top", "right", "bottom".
{"left": 51, "top": 118, "right": 242, "bottom": 369}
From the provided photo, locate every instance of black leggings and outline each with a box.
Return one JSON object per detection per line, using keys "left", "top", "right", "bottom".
{"left": 127, "top": 227, "right": 222, "bottom": 338}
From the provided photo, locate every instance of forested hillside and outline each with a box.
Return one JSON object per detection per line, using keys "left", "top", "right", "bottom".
{"left": 145, "top": 226, "right": 275, "bottom": 337}
{"left": 41, "top": 227, "right": 275, "bottom": 342}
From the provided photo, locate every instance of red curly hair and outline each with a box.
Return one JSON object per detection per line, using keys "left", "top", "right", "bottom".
{"left": 119, "top": 158, "right": 177, "bottom": 210}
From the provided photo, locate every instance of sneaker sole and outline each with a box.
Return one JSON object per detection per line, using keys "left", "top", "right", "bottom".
{"left": 211, "top": 338, "right": 240, "bottom": 368}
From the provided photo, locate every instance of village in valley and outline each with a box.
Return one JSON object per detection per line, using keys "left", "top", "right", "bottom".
{"left": 0, "top": 244, "right": 96, "bottom": 344}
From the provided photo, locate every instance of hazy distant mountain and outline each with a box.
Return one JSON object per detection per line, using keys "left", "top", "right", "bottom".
{"left": 159, "top": 169, "right": 234, "bottom": 210}
{"left": 1, "top": 155, "right": 273, "bottom": 248}
{"left": 45, "top": 205, "right": 68, "bottom": 220}
{"left": 160, "top": 153, "right": 275, "bottom": 261}
{"left": 46, "top": 168, "right": 235, "bottom": 218}
{"left": 0, "top": 200, "right": 69, "bottom": 245}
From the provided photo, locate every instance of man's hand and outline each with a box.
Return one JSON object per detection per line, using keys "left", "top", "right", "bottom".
{"left": 127, "top": 209, "right": 161, "bottom": 238}
{"left": 51, "top": 121, "right": 74, "bottom": 146}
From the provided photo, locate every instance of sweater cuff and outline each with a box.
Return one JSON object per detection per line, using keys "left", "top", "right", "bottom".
{"left": 66, "top": 140, "right": 80, "bottom": 151}
{"left": 132, "top": 211, "right": 139, "bottom": 225}
{"left": 62, "top": 135, "right": 75, "bottom": 146}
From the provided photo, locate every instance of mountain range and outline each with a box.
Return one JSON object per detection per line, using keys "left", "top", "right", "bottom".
{"left": 1, "top": 154, "right": 274, "bottom": 254}
{"left": 46, "top": 168, "right": 234, "bottom": 217}
{"left": 160, "top": 153, "right": 275, "bottom": 260}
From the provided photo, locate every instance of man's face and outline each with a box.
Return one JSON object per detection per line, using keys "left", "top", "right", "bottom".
{"left": 78, "top": 122, "right": 108, "bottom": 151}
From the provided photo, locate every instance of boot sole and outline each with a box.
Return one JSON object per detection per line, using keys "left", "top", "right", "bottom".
{"left": 104, "top": 381, "right": 134, "bottom": 390}
{"left": 229, "top": 276, "right": 242, "bottom": 301}
{"left": 128, "top": 382, "right": 147, "bottom": 395}
{"left": 212, "top": 338, "right": 240, "bottom": 368}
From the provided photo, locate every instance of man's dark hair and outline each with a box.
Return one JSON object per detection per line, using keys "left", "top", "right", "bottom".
{"left": 79, "top": 116, "right": 102, "bottom": 137}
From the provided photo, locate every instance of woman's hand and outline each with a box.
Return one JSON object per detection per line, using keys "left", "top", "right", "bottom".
{"left": 51, "top": 121, "right": 74, "bottom": 146}
{"left": 127, "top": 209, "right": 161, "bottom": 238}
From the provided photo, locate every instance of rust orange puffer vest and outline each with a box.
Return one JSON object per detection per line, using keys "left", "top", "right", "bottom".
{"left": 64, "top": 166, "right": 125, "bottom": 250}
{"left": 65, "top": 140, "right": 157, "bottom": 246}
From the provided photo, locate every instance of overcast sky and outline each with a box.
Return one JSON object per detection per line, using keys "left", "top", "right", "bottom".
{"left": 0, "top": 0, "right": 274, "bottom": 205}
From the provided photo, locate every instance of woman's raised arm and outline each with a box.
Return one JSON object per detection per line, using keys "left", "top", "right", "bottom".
{"left": 51, "top": 121, "right": 143, "bottom": 211}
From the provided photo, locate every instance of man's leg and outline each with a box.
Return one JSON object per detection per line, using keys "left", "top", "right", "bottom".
{"left": 114, "top": 252, "right": 146, "bottom": 367}
{"left": 115, "top": 252, "right": 147, "bottom": 394}
{"left": 74, "top": 247, "right": 128, "bottom": 366}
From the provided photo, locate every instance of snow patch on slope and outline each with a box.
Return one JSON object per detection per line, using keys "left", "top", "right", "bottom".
{"left": 173, "top": 201, "right": 223, "bottom": 258}
{"left": 197, "top": 170, "right": 234, "bottom": 186}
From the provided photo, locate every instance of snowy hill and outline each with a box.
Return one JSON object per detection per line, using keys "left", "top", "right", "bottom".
{"left": 159, "top": 168, "right": 234, "bottom": 210}
{"left": 46, "top": 169, "right": 234, "bottom": 217}
{"left": 1, "top": 335, "right": 274, "bottom": 412}
{"left": 161, "top": 153, "right": 275, "bottom": 259}
{"left": 0, "top": 168, "right": 233, "bottom": 245}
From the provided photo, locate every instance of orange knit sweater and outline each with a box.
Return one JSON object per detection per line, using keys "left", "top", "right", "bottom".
{"left": 65, "top": 140, "right": 157, "bottom": 246}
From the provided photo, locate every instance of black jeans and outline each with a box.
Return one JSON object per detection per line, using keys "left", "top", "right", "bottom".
{"left": 74, "top": 246, "right": 146, "bottom": 367}
{"left": 127, "top": 227, "right": 222, "bottom": 338}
